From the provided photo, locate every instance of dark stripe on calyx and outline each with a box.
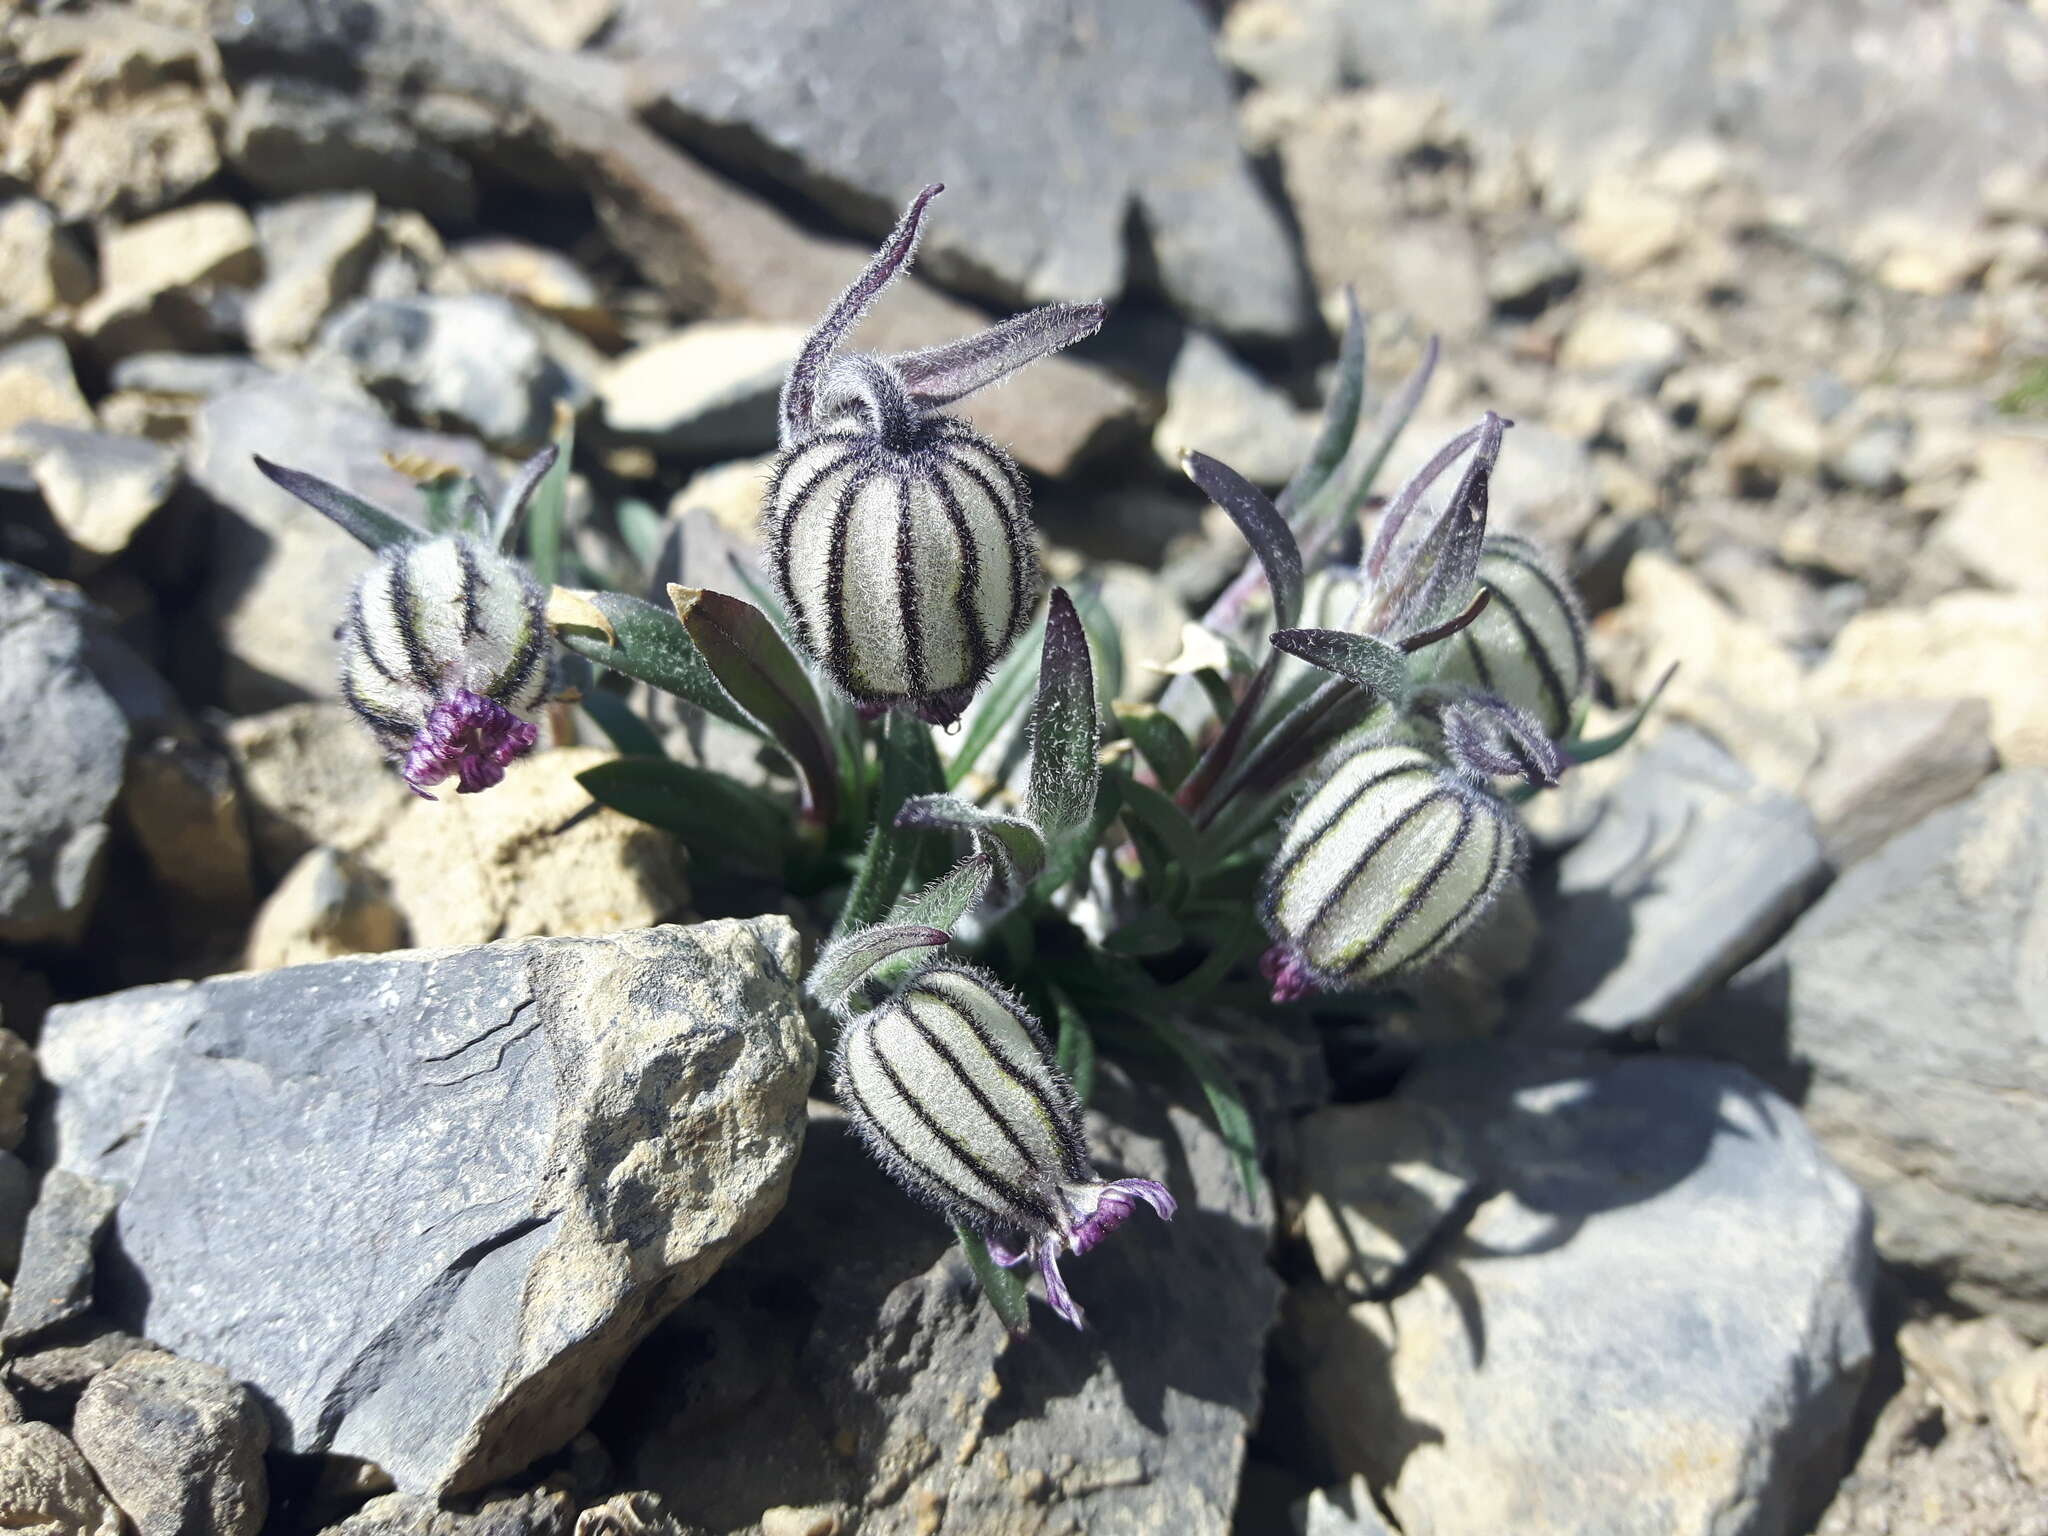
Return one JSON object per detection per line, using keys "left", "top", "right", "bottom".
{"left": 901, "top": 1005, "right": 1063, "bottom": 1225}
{"left": 837, "top": 1064, "right": 1013, "bottom": 1231}
{"left": 340, "top": 670, "right": 418, "bottom": 744}
{"left": 894, "top": 469, "right": 930, "bottom": 698}
{"left": 823, "top": 460, "right": 869, "bottom": 699}
{"left": 1397, "top": 808, "right": 1507, "bottom": 971}
{"left": 1270, "top": 761, "right": 1434, "bottom": 891}
{"left": 923, "top": 462, "right": 990, "bottom": 681}
{"left": 1458, "top": 626, "right": 1494, "bottom": 692}
{"left": 868, "top": 1030, "right": 1051, "bottom": 1228}
{"left": 912, "top": 983, "right": 1087, "bottom": 1181}
{"left": 1492, "top": 544, "right": 1588, "bottom": 684}
{"left": 348, "top": 588, "right": 402, "bottom": 685}
{"left": 1302, "top": 789, "right": 1450, "bottom": 951}
{"left": 455, "top": 540, "right": 482, "bottom": 640}
{"left": 1488, "top": 586, "right": 1570, "bottom": 729}
{"left": 940, "top": 451, "right": 1027, "bottom": 648}
{"left": 1341, "top": 794, "right": 1474, "bottom": 976}
{"left": 486, "top": 577, "right": 550, "bottom": 707}
{"left": 770, "top": 446, "right": 865, "bottom": 658}
{"left": 388, "top": 552, "right": 438, "bottom": 692}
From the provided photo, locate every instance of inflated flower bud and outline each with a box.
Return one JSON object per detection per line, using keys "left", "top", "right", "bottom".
{"left": 1260, "top": 741, "right": 1519, "bottom": 1002}
{"left": 1423, "top": 534, "right": 1588, "bottom": 738}
{"left": 340, "top": 536, "right": 551, "bottom": 797}
{"left": 834, "top": 963, "right": 1174, "bottom": 1328}
{"left": 766, "top": 184, "right": 1104, "bottom": 726}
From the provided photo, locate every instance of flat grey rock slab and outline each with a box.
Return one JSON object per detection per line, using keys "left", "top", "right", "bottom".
{"left": 38, "top": 919, "right": 813, "bottom": 1495}
{"left": 605, "top": 0, "right": 1307, "bottom": 341}
{"left": 1288, "top": 1045, "right": 1876, "bottom": 1536}
{"left": 608, "top": 1068, "right": 1281, "bottom": 1535}
{"left": 1513, "top": 725, "right": 1828, "bottom": 1042}
{"left": 1, "top": 1169, "right": 118, "bottom": 1348}
{"left": 1667, "top": 768, "right": 2048, "bottom": 1337}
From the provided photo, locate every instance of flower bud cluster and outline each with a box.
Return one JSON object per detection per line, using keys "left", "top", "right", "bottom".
{"left": 834, "top": 962, "right": 1173, "bottom": 1328}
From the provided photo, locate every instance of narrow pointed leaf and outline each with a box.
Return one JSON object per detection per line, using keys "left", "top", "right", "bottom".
{"left": 1113, "top": 702, "right": 1197, "bottom": 792}
{"left": 576, "top": 758, "right": 787, "bottom": 871}
{"left": 494, "top": 443, "right": 560, "bottom": 549}
{"left": 1143, "top": 1017, "right": 1260, "bottom": 1199}
{"left": 556, "top": 591, "right": 758, "bottom": 736}
{"left": 1569, "top": 662, "right": 1678, "bottom": 764}
{"left": 808, "top": 924, "right": 952, "bottom": 1014}
{"left": 835, "top": 710, "right": 948, "bottom": 936}
{"left": 956, "top": 1225, "right": 1031, "bottom": 1336}
{"left": 1067, "top": 581, "right": 1125, "bottom": 715}
{"left": 1025, "top": 588, "right": 1100, "bottom": 841}
{"left": 1049, "top": 986, "right": 1097, "bottom": 1104}
{"left": 1300, "top": 333, "right": 1441, "bottom": 548}
{"left": 1182, "top": 451, "right": 1304, "bottom": 630}
{"left": 944, "top": 611, "right": 1046, "bottom": 790}
{"left": 251, "top": 456, "right": 422, "bottom": 552}
{"left": 887, "top": 852, "right": 996, "bottom": 932}
{"left": 578, "top": 688, "right": 665, "bottom": 758}
{"left": 521, "top": 402, "right": 575, "bottom": 580}
{"left": 1278, "top": 287, "right": 1365, "bottom": 517}
{"left": 895, "top": 794, "right": 1047, "bottom": 883}
{"left": 1268, "top": 627, "right": 1411, "bottom": 703}
{"left": 890, "top": 301, "right": 1106, "bottom": 408}
{"left": 669, "top": 584, "right": 839, "bottom": 824}
{"left": 1030, "top": 774, "right": 1122, "bottom": 904}
{"left": 1118, "top": 776, "right": 1204, "bottom": 888}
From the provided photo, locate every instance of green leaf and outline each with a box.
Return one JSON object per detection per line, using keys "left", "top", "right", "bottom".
{"left": 669, "top": 585, "right": 839, "bottom": 824}
{"left": 1103, "top": 907, "right": 1184, "bottom": 957}
{"left": 895, "top": 794, "right": 1047, "bottom": 883}
{"left": 944, "top": 612, "right": 1047, "bottom": 790}
{"left": 1049, "top": 985, "right": 1097, "bottom": 1104}
{"left": 1025, "top": 588, "right": 1101, "bottom": 841}
{"left": 1267, "top": 627, "right": 1411, "bottom": 703}
{"left": 1568, "top": 661, "right": 1677, "bottom": 765}
{"left": 1278, "top": 286, "right": 1365, "bottom": 518}
{"left": 251, "top": 456, "right": 422, "bottom": 553}
{"left": 417, "top": 473, "right": 483, "bottom": 537}
{"left": 1118, "top": 776, "right": 1203, "bottom": 888}
{"left": 808, "top": 923, "right": 951, "bottom": 1014}
{"left": 1030, "top": 774, "right": 1123, "bottom": 905}
{"left": 888, "top": 852, "right": 996, "bottom": 932}
{"left": 577, "top": 758, "right": 788, "bottom": 872}
{"left": 578, "top": 688, "right": 666, "bottom": 758}
{"left": 835, "top": 711, "right": 948, "bottom": 937}
{"left": 522, "top": 407, "right": 575, "bottom": 582}
{"left": 1066, "top": 581, "right": 1125, "bottom": 716}
{"left": 955, "top": 1225, "right": 1031, "bottom": 1335}
{"left": 1182, "top": 451, "right": 1305, "bottom": 630}
{"left": 493, "top": 444, "right": 561, "bottom": 550}
{"left": 556, "top": 591, "right": 758, "bottom": 736}
{"left": 1294, "top": 334, "right": 1440, "bottom": 545}
{"left": 1113, "top": 702, "right": 1197, "bottom": 793}
{"left": 615, "top": 496, "right": 667, "bottom": 571}
{"left": 1143, "top": 1017, "right": 1260, "bottom": 1199}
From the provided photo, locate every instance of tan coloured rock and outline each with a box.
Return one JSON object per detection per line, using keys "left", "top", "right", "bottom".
{"left": 72, "top": 1352, "right": 269, "bottom": 1536}
{"left": 0, "top": 1422, "right": 123, "bottom": 1536}
{"left": 1598, "top": 552, "right": 1822, "bottom": 791}
{"left": 222, "top": 703, "right": 413, "bottom": 879}
{"left": 598, "top": 321, "right": 804, "bottom": 454}
{"left": 91, "top": 201, "right": 259, "bottom": 313}
{"left": 1570, "top": 170, "right": 1689, "bottom": 274}
{"left": 122, "top": 733, "right": 254, "bottom": 913}
{"left": 0, "top": 336, "right": 94, "bottom": 433}
{"left": 365, "top": 747, "right": 688, "bottom": 948}
{"left": 1937, "top": 434, "right": 2048, "bottom": 596}
{"left": 0, "top": 201, "right": 95, "bottom": 336}
{"left": 244, "top": 193, "right": 381, "bottom": 357}
{"left": 1, "top": 424, "right": 180, "bottom": 562}
{"left": 667, "top": 454, "right": 775, "bottom": 544}
{"left": 1991, "top": 1346, "right": 2048, "bottom": 1485}
{"left": 1811, "top": 592, "right": 2048, "bottom": 766}
{"left": 1804, "top": 697, "right": 1997, "bottom": 867}
{"left": 1556, "top": 304, "right": 1686, "bottom": 385}
{"left": 244, "top": 846, "right": 405, "bottom": 970}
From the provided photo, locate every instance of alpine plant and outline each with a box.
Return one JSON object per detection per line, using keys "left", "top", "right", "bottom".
{"left": 250, "top": 199, "right": 1663, "bottom": 1336}
{"left": 766, "top": 183, "right": 1105, "bottom": 727}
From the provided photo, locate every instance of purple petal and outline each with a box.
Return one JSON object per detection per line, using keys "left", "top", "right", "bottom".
{"left": 402, "top": 689, "right": 540, "bottom": 798}
{"left": 1069, "top": 1178, "right": 1177, "bottom": 1256}
{"left": 985, "top": 1236, "right": 1029, "bottom": 1268}
{"left": 1260, "top": 943, "right": 1318, "bottom": 1005}
{"left": 1036, "top": 1241, "right": 1086, "bottom": 1329}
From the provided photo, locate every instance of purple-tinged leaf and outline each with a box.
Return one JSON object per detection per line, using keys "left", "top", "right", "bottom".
{"left": 1278, "top": 287, "right": 1365, "bottom": 518}
{"left": 896, "top": 793, "right": 1048, "bottom": 882}
{"left": 668, "top": 584, "right": 839, "bottom": 824}
{"left": 780, "top": 183, "right": 942, "bottom": 444}
{"left": 1361, "top": 412, "right": 1507, "bottom": 640}
{"left": 1398, "top": 586, "right": 1492, "bottom": 654}
{"left": 1441, "top": 693, "right": 1567, "bottom": 789}
{"left": 1183, "top": 451, "right": 1304, "bottom": 630}
{"left": 491, "top": 443, "right": 559, "bottom": 549}
{"left": 1025, "top": 588, "right": 1101, "bottom": 841}
{"left": 1294, "top": 334, "right": 1440, "bottom": 555}
{"left": 890, "top": 301, "right": 1106, "bottom": 409}
{"left": 1267, "top": 627, "right": 1411, "bottom": 703}
{"left": 252, "top": 456, "right": 422, "bottom": 553}
{"left": 884, "top": 853, "right": 996, "bottom": 943}
{"left": 808, "top": 923, "right": 952, "bottom": 1016}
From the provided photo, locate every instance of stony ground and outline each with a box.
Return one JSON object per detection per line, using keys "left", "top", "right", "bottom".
{"left": 1, "top": 1, "right": 2045, "bottom": 1533}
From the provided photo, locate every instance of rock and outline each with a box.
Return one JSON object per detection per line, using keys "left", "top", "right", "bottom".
{"left": 42, "top": 919, "right": 811, "bottom": 1493}
{"left": 754, "top": 1506, "right": 841, "bottom": 1536}
{"left": 1723, "top": 384, "right": 1827, "bottom": 491}
{"left": 1937, "top": 434, "right": 2048, "bottom": 596}
{"left": 245, "top": 845, "right": 405, "bottom": 969}
{"left": 0, "top": 335, "right": 94, "bottom": 433}
{"left": 4, "top": 1332, "right": 164, "bottom": 1424}
{"left": 0, "top": 1381, "right": 17, "bottom": 1425}
{"left": 1151, "top": 332, "right": 1316, "bottom": 488}
{"left": 1897, "top": 1314, "right": 2033, "bottom": 1426}
{"left": 597, "top": 322, "right": 804, "bottom": 457}
{"left": 608, "top": 1076, "right": 1279, "bottom": 1534}
{"left": 1811, "top": 592, "right": 2048, "bottom": 766}
{"left": 245, "top": 192, "right": 382, "bottom": 357}
{"left": 1992, "top": 1346, "right": 2048, "bottom": 1484}
{"left": 109, "top": 352, "right": 274, "bottom": 399}
{"left": 0, "top": 1422, "right": 123, "bottom": 1536}
{"left": 1669, "top": 771, "right": 2048, "bottom": 1336}
{"left": 665, "top": 457, "right": 775, "bottom": 544}
{"left": 227, "top": 76, "right": 479, "bottom": 218}
{"left": 0, "top": 200, "right": 95, "bottom": 338}
{"left": 0, "top": 1151, "right": 32, "bottom": 1275}
{"left": 1, "top": 1170, "right": 119, "bottom": 1349}
{"left": 606, "top": 0, "right": 1304, "bottom": 341}
{"left": 575, "top": 1491, "right": 691, "bottom": 1535}
{"left": 0, "top": 1028, "right": 30, "bottom": 1154}
{"left": 1599, "top": 551, "right": 1822, "bottom": 791}
{"left": 1484, "top": 231, "right": 1581, "bottom": 316}
{"left": 1830, "top": 413, "right": 1912, "bottom": 494}
{"left": 1569, "top": 170, "right": 1689, "bottom": 274}
{"left": 320, "top": 294, "right": 589, "bottom": 451}
{"left": 1218, "top": 0, "right": 1350, "bottom": 95}
{"left": 223, "top": 703, "right": 415, "bottom": 879}
{"left": 1804, "top": 697, "right": 1997, "bottom": 867}
{"left": 362, "top": 747, "right": 687, "bottom": 948}
{"left": 325, "top": 1489, "right": 576, "bottom": 1535}
{"left": 1516, "top": 725, "right": 1827, "bottom": 1042}
{"left": 1660, "top": 359, "right": 1758, "bottom": 437}
{"left": 1294, "top": 1477, "right": 1398, "bottom": 1536}
{"left": 1287, "top": 1045, "right": 1874, "bottom": 1536}
{"left": 1857, "top": 214, "right": 1995, "bottom": 296}
{"left": 1556, "top": 305, "right": 1687, "bottom": 391}
{"left": 121, "top": 733, "right": 255, "bottom": 914}
{"left": 454, "top": 239, "right": 604, "bottom": 324}
{"left": 72, "top": 1351, "right": 269, "bottom": 1536}
{"left": 96, "top": 200, "right": 260, "bottom": 300}
{"left": 187, "top": 372, "right": 492, "bottom": 710}
{"left": 0, "top": 561, "right": 180, "bottom": 944}
{"left": 494, "top": 0, "right": 618, "bottom": 53}
{"left": 0, "top": 425, "right": 180, "bottom": 565}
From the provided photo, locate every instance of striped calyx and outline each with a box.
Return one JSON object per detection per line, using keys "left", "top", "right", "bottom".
{"left": 1423, "top": 535, "right": 1588, "bottom": 738}
{"left": 769, "top": 183, "right": 1104, "bottom": 726}
{"left": 339, "top": 536, "right": 551, "bottom": 797}
{"left": 767, "top": 407, "right": 1037, "bottom": 726}
{"left": 834, "top": 963, "right": 1174, "bottom": 1328}
{"left": 1260, "top": 740, "right": 1519, "bottom": 1002}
